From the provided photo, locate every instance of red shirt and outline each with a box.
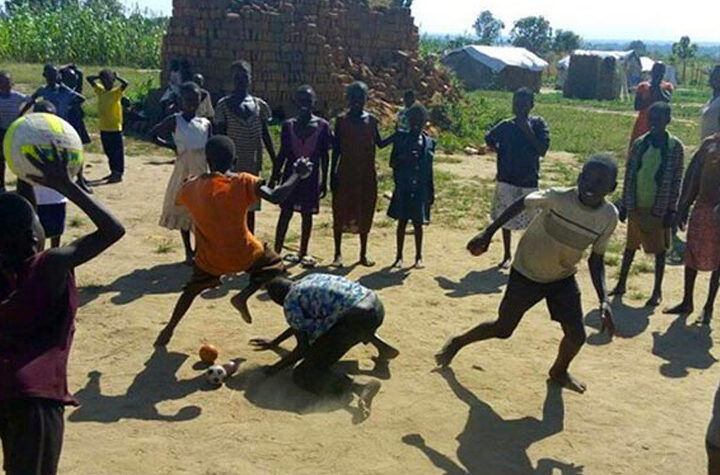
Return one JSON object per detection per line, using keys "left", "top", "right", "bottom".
{"left": 0, "top": 252, "right": 78, "bottom": 405}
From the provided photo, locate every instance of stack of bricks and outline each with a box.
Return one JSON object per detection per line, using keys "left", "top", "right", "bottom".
{"left": 161, "top": 0, "right": 453, "bottom": 121}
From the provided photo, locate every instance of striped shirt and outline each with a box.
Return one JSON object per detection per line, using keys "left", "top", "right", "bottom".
{"left": 215, "top": 95, "right": 271, "bottom": 175}
{"left": 513, "top": 188, "right": 618, "bottom": 283}
{"left": 0, "top": 91, "right": 27, "bottom": 129}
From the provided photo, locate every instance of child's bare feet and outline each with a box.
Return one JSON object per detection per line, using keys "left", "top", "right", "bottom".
{"left": 391, "top": 258, "right": 403, "bottom": 270}
{"left": 435, "top": 338, "right": 460, "bottom": 367}
{"left": 645, "top": 293, "right": 662, "bottom": 307}
{"left": 499, "top": 257, "right": 512, "bottom": 270}
{"left": 360, "top": 256, "right": 375, "bottom": 267}
{"left": 154, "top": 328, "right": 173, "bottom": 347}
{"left": 696, "top": 308, "right": 714, "bottom": 326}
{"left": 664, "top": 300, "right": 693, "bottom": 315}
{"left": 414, "top": 258, "right": 425, "bottom": 269}
{"left": 230, "top": 294, "right": 253, "bottom": 323}
{"left": 357, "top": 380, "right": 381, "bottom": 421}
{"left": 332, "top": 255, "right": 343, "bottom": 268}
{"left": 549, "top": 369, "right": 586, "bottom": 394}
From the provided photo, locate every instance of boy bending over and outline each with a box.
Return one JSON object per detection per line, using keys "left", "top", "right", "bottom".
{"left": 155, "top": 136, "right": 312, "bottom": 346}
{"left": 436, "top": 155, "right": 619, "bottom": 393}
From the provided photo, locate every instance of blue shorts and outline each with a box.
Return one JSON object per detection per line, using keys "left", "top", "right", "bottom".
{"left": 37, "top": 203, "right": 66, "bottom": 238}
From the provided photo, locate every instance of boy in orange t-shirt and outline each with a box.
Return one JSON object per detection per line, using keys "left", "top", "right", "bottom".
{"left": 155, "top": 135, "right": 312, "bottom": 346}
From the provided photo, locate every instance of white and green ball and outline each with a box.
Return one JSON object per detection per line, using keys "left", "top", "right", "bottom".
{"left": 2, "top": 113, "right": 84, "bottom": 185}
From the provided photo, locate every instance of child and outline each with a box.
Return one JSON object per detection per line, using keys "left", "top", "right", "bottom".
{"left": 60, "top": 64, "right": 92, "bottom": 146}
{"left": 396, "top": 89, "right": 416, "bottom": 133}
{"left": 215, "top": 60, "right": 276, "bottom": 233}
{"left": 151, "top": 82, "right": 212, "bottom": 264}
{"left": 0, "top": 70, "right": 28, "bottom": 192}
{"left": 664, "top": 130, "right": 720, "bottom": 324}
{"left": 701, "top": 65, "right": 720, "bottom": 140}
{"left": 87, "top": 69, "right": 129, "bottom": 184}
{"left": 387, "top": 104, "right": 434, "bottom": 269}
{"left": 250, "top": 273, "right": 400, "bottom": 420}
{"left": 485, "top": 87, "right": 550, "bottom": 269}
{"left": 331, "top": 81, "right": 389, "bottom": 267}
{"left": 630, "top": 62, "right": 674, "bottom": 149}
{"left": 271, "top": 85, "right": 332, "bottom": 268}
{"left": 0, "top": 145, "right": 124, "bottom": 475}
{"left": 192, "top": 73, "right": 215, "bottom": 120}
{"left": 436, "top": 155, "right": 619, "bottom": 393}
{"left": 612, "top": 102, "right": 684, "bottom": 307}
{"left": 154, "top": 136, "right": 312, "bottom": 347}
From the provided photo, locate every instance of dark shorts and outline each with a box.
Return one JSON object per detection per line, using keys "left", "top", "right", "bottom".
{"left": 37, "top": 203, "right": 67, "bottom": 238}
{"left": 499, "top": 269, "right": 586, "bottom": 340}
{"left": 183, "top": 244, "right": 286, "bottom": 293}
{"left": 0, "top": 398, "right": 65, "bottom": 475}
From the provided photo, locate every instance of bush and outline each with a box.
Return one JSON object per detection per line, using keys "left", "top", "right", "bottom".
{"left": 0, "top": 2, "right": 167, "bottom": 68}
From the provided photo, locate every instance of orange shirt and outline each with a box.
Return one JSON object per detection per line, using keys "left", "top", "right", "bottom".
{"left": 177, "top": 172, "right": 265, "bottom": 275}
{"left": 630, "top": 81, "right": 675, "bottom": 147}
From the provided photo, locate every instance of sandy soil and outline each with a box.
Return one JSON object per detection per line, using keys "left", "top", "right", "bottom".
{"left": 5, "top": 152, "right": 718, "bottom": 474}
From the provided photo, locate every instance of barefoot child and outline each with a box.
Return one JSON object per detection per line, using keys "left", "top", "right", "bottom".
{"left": 664, "top": 131, "right": 720, "bottom": 324}
{"left": 250, "top": 273, "right": 399, "bottom": 420}
{"left": 387, "top": 104, "right": 434, "bottom": 269}
{"left": 151, "top": 82, "right": 212, "bottom": 264}
{"left": 87, "top": 69, "right": 129, "bottom": 184}
{"left": 0, "top": 70, "right": 28, "bottom": 192}
{"left": 612, "top": 102, "right": 684, "bottom": 307}
{"left": 272, "top": 85, "right": 332, "bottom": 268}
{"left": 154, "top": 136, "right": 312, "bottom": 346}
{"left": 0, "top": 145, "right": 124, "bottom": 474}
{"left": 485, "top": 88, "right": 550, "bottom": 269}
{"left": 331, "top": 81, "right": 389, "bottom": 268}
{"left": 436, "top": 155, "right": 619, "bottom": 393}
{"left": 215, "top": 60, "right": 277, "bottom": 233}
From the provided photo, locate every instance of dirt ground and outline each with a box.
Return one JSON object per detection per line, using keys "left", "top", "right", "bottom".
{"left": 5, "top": 151, "right": 719, "bottom": 474}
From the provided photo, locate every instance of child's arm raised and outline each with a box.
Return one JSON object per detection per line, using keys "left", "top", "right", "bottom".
{"left": 25, "top": 145, "right": 125, "bottom": 293}
{"left": 86, "top": 74, "right": 100, "bottom": 87}
{"left": 148, "top": 115, "right": 177, "bottom": 152}
{"left": 259, "top": 158, "right": 313, "bottom": 205}
{"left": 517, "top": 117, "right": 549, "bottom": 157}
{"left": 467, "top": 197, "right": 527, "bottom": 256}
{"left": 114, "top": 72, "right": 129, "bottom": 91}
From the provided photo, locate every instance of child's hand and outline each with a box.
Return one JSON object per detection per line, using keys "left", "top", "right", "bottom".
{"left": 25, "top": 144, "right": 74, "bottom": 192}
{"left": 293, "top": 157, "right": 313, "bottom": 179}
{"left": 467, "top": 231, "right": 491, "bottom": 256}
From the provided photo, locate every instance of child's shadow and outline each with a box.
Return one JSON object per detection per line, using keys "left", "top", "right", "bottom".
{"left": 68, "top": 347, "right": 208, "bottom": 423}
{"left": 357, "top": 267, "right": 411, "bottom": 290}
{"left": 652, "top": 314, "right": 717, "bottom": 378}
{"left": 402, "top": 368, "right": 580, "bottom": 474}
{"left": 584, "top": 298, "right": 653, "bottom": 346}
{"left": 435, "top": 268, "right": 506, "bottom": 298}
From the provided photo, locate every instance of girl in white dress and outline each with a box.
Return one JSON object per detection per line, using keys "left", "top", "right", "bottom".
{"left": 150, "top": 82, "right": 211, "bottom": 263}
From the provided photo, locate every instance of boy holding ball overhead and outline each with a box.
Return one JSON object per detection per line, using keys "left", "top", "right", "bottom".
{"left": 0, "top": 145, "right": 125, "bottom": 474}
{"left": 436, "top": 155, "right": 619, "bottom": 393}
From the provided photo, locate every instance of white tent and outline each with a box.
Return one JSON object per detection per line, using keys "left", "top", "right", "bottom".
{"left": 556, "top": 50, "right": 642, "bottom": 97}
{"left": 442, "top": 45, "right": 548, "bottom": 92}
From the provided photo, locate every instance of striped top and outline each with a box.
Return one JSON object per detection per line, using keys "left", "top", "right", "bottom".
{"left": 0, "top": 91, "right": 27, "bottom": 129}
{"left": 513, "top": 188, "right": 618, "bottom": 283}
{"left": 215, "top": 94, "right": 271, "bottom": 175}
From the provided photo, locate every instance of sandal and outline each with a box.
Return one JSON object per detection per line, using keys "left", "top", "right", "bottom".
{"left": 283, "top": 254, "right": 301, "bottom": 264}
{"left": 301, "top": 256, "right": 317, "bottom": 268}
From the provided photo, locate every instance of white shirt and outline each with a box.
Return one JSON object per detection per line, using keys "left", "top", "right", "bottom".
{"left": 701, "top": 96, "right": 720, "bottom": 140}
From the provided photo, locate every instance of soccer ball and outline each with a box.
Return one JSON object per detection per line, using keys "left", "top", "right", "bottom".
{"left": 2, "top": 113, "right": 84, "bottom": 185}
{"left": 205, "top": 365, "right": 227, "bottom": 385}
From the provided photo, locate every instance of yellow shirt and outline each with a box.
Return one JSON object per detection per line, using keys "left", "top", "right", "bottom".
{"left": 93, "top": 84, "right": 124, "bottom": 132}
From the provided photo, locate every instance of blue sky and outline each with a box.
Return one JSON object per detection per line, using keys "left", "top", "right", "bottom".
{"left": 80, "top": 1, "right": 720, "bottom": 42}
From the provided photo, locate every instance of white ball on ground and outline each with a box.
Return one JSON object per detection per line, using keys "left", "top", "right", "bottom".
{"left": 2, "top": 113, "right": 84, "bottom": 185}
{"left": 205, "top": 365, "right": 227, "bottom": 385}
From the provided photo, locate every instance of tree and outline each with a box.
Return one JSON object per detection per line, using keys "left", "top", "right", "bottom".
{"left": 552, "top": 29, "right": 582, "bottom": 54}
{"left": 672, "top": 36, "right": 698, "bottom": 84}
{"left": 627, "top": 40, "right": 647, "bottom": 55}
{"left": 510, "top": 16, "right": 552, "bottom": 56}
{"left": 472, "top": 10, "right": 504, "bottom": 46}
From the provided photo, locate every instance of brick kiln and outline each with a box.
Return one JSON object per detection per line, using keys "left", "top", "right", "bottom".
{"left": 161, "top": 0, "right": 453, "bottom": 121}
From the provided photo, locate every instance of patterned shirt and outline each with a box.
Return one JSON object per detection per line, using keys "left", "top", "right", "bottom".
{"left": 283, "top": 274, "right": 373, "bottom": 343}
{"left": 215, "top": 95, "right": 271, "bottom": 175}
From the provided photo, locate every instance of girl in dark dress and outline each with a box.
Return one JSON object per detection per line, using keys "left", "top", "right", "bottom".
{"left": 387, "top": 104, "right": 434, "bottom": 269}
{"left": 272, "top": 85, "right": 332, "bottom": 268}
